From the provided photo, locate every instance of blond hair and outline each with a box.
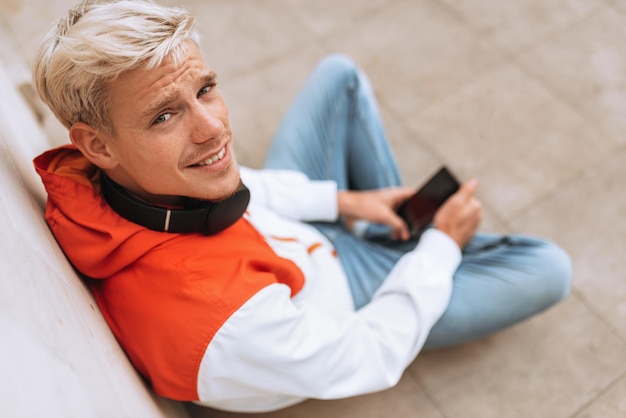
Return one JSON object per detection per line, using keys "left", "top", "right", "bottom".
{"left": 32, "top": 0, "right": 199, "bottom": 133}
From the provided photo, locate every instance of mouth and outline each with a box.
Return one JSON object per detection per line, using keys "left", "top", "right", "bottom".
{"left": 192, "top": 147, "right": 227, "bottom": 167}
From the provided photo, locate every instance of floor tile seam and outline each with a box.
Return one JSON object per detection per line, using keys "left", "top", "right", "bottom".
{"left": 517, "top": 77, "right": 621, "bottom": 150}
{"left": 306, "top": 0, "right": 507, "bottom": 68}
{"left": 509, "top": 14, "right": 623, "bottom": 148}
{"left": 511, "top": 57, "right": 621, "bottom": 153}
{"left": 281, "top": 0, "right": 408, "bottom": 42}
{"left": 502, "top": 17, "right": 624, "bottom": 222}
{"left": 357, "top": 0, "right": 411, "bottom": 22}
{"left": 282, "top": 2, "right": 341, "bottom": 44}
{"left": 374, "top": 60, "right": 521, "bottom": 236}
{"left": 457, "top": 161, "right": 515, "bottom": 235}
{"left": 373, "top": 89, "right": 511, "bottom": 235}
{"left": 376, "top": 96, "right": 447, "bottom": 164}
{"left": 481, "top": 202, "right": 513, "bottom": 235}
{"left": 432, "top": 0, "right": 608, "bottom": 60}
{"left": 386, "top": 0, "right": 518, "bottom": 119}
{"left": 427, "top": 0, "right": 613, "bottom": 136}
{"left": 568, "top": 369, "right": 626, "bottom": 417}
{"left": 222, "top": 53, "right": 291, "bottom": 80}
{"left": 220, "top": 33, "right": 329, "bottom": 80}
{"left": 288, "top": 0, "right": 419, "bottom": 52}
{"left": 427, "top": 0, "right": 476, "bottom": 33}
{"left": 302, "top": 0, "right": 519, "bottom": 123}
{"left": 394, "top": 1, "right": 614, "bottom": 141}
{"left": 384, "top": 125, "right": 617, "bottom": 232}
{"left": 609, "top": 0, "right": 626, "bottom": 16}
{"left": 327, "top": 0, "right": 413, "bottom": 36}
{"left": 406, "top": 369, "right": 452, "bottom": 418}
{"left": 458, "top": 145, "right": 590, "bottom": 232}
{"left": 316, "top": 0, "right": 515, "bottom": 112}
{"left": 500, "top": 1, "right": 609, "bottom": 60}
{"left": 571, "top": 286, "right": 626, "bottom": 348}
{"left": 433, "top": 0, "right": 526, "bottom": 71}
{"left": 564, "top": 290, "right": 626, "bottom": 417}
{"left": 505, "top": 145, "right": 626, "bottom": 223}
{"left": 427, "top": 0, "right": 520, "bottom": 96}
{"left": 401, "top": 50, "right": 513, "bottom": 118}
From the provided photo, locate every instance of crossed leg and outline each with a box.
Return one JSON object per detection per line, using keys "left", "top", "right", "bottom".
{"left": 264, "top": 54, "right": 571, "bottom": 348}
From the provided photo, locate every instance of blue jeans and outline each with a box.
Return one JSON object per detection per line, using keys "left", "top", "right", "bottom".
{"left": 263, "top": 55, "right": 571, "bottom": 348}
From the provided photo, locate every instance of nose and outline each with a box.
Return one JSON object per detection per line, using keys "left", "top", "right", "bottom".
{"left": 190, "top": 102, "right": 224, "bottom": 144}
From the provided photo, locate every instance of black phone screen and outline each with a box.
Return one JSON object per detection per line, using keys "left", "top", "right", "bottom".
{"left": 396, "top": 167, "right": 460, "bottom": 236}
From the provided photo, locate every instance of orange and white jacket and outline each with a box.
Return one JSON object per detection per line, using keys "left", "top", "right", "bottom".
{"left": 34, "top": 145, "right": 460, "bottom": 413}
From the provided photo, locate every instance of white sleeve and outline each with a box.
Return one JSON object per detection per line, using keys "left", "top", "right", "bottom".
{"left": 239, "top": 166, "right": 338, "bottom": 222}
{"left": 195, "top": 229, "right": 460, "bottom": 413}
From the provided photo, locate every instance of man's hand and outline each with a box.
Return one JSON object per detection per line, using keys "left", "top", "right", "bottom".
{"left": 337, "top": 187, "right": 416, "bottom": 241}
{"left": 433, "top": 178, "right": 482, "bottom": 248}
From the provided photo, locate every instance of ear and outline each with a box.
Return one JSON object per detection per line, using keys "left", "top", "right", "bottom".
{"left": 69, "top": 122, "right": 118, "bottom": 169}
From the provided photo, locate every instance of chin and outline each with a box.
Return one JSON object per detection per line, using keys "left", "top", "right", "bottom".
{"left": 203, "top": 174, "right": 242, "bottom": 202}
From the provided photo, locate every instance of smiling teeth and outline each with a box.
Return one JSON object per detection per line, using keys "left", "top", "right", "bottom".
{"left": 197, "top": 148, "right": 226, "bottom": 166}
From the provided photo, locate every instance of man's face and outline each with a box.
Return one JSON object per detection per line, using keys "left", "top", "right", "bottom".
{"left": 99, "top": 41, "right": 240, "bottom": 206}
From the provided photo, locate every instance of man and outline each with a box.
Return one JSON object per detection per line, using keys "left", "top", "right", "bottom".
{"left": 32, "top": 0, "right": 571, "bottom": 413}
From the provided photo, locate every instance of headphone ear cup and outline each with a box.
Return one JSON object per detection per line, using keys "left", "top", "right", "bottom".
{"left": 203, "top": 184, "right": 250, "bottom": 235}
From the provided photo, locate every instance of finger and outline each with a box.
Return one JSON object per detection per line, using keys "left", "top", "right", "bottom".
{"left": 386, "top": 211, "right": 411, "bottom": 241}
{"left": 473, "top": 198, "right": 484, "bottom": 222}
{"left": 457, "top": 178, "right": 479, "bottom": 200}
{"left": 396, "top": 186, "right": 418, "bottom": 198}
{"left": 391, "top": 187, "right": 417, "bottom": 207}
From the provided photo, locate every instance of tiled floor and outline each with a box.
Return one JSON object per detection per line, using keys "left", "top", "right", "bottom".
{"left": 2, "top": 0, "right": 625, "bottom": 417}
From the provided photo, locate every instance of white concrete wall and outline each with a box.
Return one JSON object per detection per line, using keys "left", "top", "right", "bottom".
{"left": 0, "top": 27, "right": 190, "bottom": 418}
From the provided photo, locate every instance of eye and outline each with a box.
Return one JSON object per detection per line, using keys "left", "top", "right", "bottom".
{"left": 198, "top": 83, "right": 215, "bottom": 98}
{"left": 153, "top": 112, "right": 171, "bottom": 125}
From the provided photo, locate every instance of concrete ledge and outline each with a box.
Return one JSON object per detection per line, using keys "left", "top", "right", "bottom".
{"left": 0, "top": 33, "right": 190, "bottom": 418}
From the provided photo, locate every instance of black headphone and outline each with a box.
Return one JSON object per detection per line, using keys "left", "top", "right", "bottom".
{"left": 100, "top": 173, "right": 250, "bottom": 235}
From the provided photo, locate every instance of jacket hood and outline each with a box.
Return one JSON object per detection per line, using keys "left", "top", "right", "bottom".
{"left": 33, "top": 145, "right": 179, "bottom": 278}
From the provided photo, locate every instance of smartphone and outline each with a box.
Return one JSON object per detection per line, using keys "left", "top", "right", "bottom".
{"left": 396, "top": 167, "right": 460, "bottom": 236}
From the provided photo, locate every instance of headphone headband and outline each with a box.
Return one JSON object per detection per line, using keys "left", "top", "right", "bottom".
{"left": 100, "top": 173, "right": 249, "bottom": 235}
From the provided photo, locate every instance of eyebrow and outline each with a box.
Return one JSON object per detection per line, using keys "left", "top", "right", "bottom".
{"left": 202, "top": 71, "right": 218, "bottom": 86}
{"left": 141, "top": 90, "right": 181, "bottom": 121}
{"left": 140, "top": 71, "right": 218, "bottom": 121}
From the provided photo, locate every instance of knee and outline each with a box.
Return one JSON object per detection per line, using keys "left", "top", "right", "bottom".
{"left": 318, "top": 54, "right": 358, "bottom": 73}
{"left": 528, "top": 240, "right": 572, "bottom": 305}
{"left": 315, "top": 54, "right": 360, "bottom": 88}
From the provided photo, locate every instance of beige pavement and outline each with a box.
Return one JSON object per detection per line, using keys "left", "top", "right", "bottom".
{"left": 2, "top": 0, "right": 625, "bottom": 417}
